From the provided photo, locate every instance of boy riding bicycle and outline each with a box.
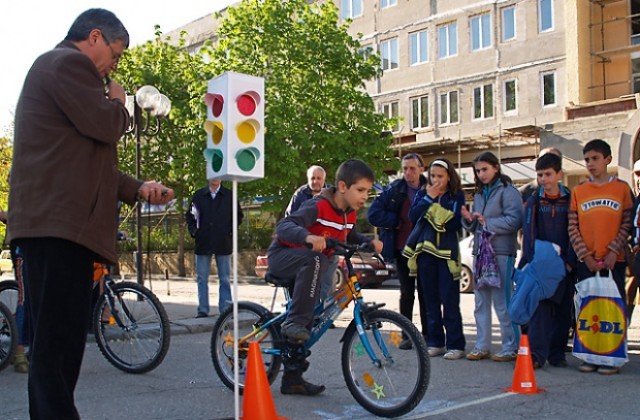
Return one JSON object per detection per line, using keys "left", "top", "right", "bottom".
{"left": 267, "top": 159, "right": 383, "bottom": 396}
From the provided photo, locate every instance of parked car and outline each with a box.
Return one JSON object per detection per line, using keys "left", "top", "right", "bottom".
{"left": 0, "top": 250, "right": 12, "bottom": 275}
{"left": 255, "top": 253, "right": 397, "bottom": 288}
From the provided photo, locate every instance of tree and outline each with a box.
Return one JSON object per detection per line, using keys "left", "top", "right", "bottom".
{"left": 115, "top": 30, "right": 215, "bottom": 275}
{"left": 211, "top": 0, "right": 393, "bottom": 211}
{"left": 0, "top": 135, "right": 11, "bottom": 243}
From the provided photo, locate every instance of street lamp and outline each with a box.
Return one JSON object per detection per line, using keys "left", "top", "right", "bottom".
{"left": 126, "top": 85, "right": 172, "bottom": 286}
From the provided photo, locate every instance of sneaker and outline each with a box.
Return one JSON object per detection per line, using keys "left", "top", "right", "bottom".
{"left": 398, "top": 339, "right": 413, "bottom": 350}
{"left": 578, "top": 362, "right": 597, "bottom": 373}
{"left": 427, "top": 346, "right": 446, "bottom": 357}
{"left": 466, "top": 349, "right": 491, "bottom": 361}
{"left": 597, "top": 365, "right": 620, "bottom": 375}
{"left": 281, "top": 321, "right": 310, "bottom": 341}
{"left": 491, "top": 351, "right": 517, "bottom": 362}
{"left": 13, "top": 351, "right": 29, "bottom": 374}
{"left": 443, "top": 349, "right": 465, "bottom": 360}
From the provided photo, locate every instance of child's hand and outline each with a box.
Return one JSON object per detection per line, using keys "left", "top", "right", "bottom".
{"left": 370, "top": 239, "right": 383, "bottom": 254}
{"left": 602, "top": 251, "right": 618, "bottom": 270}
{"left": 473, "top": 212, "right": 485, "bottom": 225}
{"left": 426, "top": 182, "right": 441, "bottom": 199}
{"left": 583, "top": 255, "right": 600, "bottom": 272}
{"left": 461, "top": 205, "right": 473, "bottom": 222}
{"left": 305, "top": 235, "right": 326, "bottom": 252}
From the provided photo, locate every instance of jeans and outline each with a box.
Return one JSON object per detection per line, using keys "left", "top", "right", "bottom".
{"left": 195, "top": 253, "right": 231, "bottom": 314}
{"left": 396, "top": 251, "right": 428, "bottom": 335}
{"left": 473, "top": 254, "right": 518, "bottom": 353}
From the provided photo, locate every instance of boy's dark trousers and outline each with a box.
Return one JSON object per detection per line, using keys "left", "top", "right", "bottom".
{"left": 268, "top": 247, "right": 328, "bottom": 328}
{"left": 15, "top": 237, "right": 95, "bottom": 420}
{"left": 528, "top": 273, "right": 575, "bottom": 365}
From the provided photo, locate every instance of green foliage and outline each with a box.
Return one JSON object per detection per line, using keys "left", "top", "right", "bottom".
{"left": 211, "top": 0, "right": 393, "bottom": 211}
{"left": 0, "top": 136, "right": 10, "bottom": 243}
{"left": 115, "top": 30, "right": 216, "bottom": 215}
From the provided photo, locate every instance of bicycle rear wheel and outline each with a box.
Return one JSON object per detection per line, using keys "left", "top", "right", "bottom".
{"left": 0, "top": 301, "right": 17, "bottom": 371}
{"left": 341, "top": 309, "right": 430, "bottom": 418}
{"left": 93, "top": 281, "right": 170, "bottom": 374}
{"left": 211, "top": 301, "right": 282, "bottom": 392}
{"left": 0, "top": 280, "right": 19, "bottom": 315}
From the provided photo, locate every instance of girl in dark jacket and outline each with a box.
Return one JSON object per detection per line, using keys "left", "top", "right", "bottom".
{"left": 403, "top": 158, "right": 466, "bottom": 359}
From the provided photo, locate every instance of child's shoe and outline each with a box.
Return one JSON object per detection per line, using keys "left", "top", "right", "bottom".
{"left": 13, "top": 350, "right": 29, "bottom": 374}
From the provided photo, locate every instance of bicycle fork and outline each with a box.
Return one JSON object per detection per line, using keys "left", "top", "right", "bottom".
{"left": 349, "top": 301, "right": 391, "bottom": 368}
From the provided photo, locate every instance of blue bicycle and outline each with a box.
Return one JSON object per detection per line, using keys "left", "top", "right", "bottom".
{"left": 210, "top": 240, "right": 430, "bottom": 418}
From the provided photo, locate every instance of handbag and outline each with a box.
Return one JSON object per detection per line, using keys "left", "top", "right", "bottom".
{"left": 572, "top": 271, "right": 628, "bottom": 367}
{"left": 474, "top": 227, "right": 501, "bottom": 289}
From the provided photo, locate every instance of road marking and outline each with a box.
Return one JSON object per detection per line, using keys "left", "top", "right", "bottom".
{"left": 404, "top": 393, "right": 516, "bottom": 419}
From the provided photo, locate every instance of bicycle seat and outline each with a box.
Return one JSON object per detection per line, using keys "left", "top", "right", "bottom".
{"left": 264, "top": 271, "right": 295, "bottom": 287}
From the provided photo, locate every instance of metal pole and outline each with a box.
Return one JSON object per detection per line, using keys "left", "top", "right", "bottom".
{"left": 232, "top": 180, "right": 239, "bottom": 420}
{"left": 135, "top": 101, "right": 143, "bottom": 286}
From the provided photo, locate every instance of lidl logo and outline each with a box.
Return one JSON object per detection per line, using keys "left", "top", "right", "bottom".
{"left": 575, "top": 297, "right": 626, "bottom": 355}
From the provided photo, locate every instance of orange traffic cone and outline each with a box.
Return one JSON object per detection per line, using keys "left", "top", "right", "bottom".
{"left": 505, "top": 334, "right": 544, "bottom": 394}
{"left": 241, "top": 341, "right": 289, "bottom": 420}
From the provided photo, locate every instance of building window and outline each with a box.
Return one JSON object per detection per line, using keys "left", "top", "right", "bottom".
{"left": 632, "top": 1, "right": 640, "bottom": 45}
{"left": 503, "top": 79, "right": 517, "bottom": 113}
{"left": 382, "top": 101, "right": 400, "bottom": 131}
{"left": 632, "top": 55, "right": 640, "bottom": 93}
{"left": 341, "top": 0, "right": 363, "bottom": 20}
{"left": 410, "top": 30, "right": 428, "bottom": 65}
{"left": 473, "top": 84, "right": 494, "bottom": 119}
{"left": 438, "top": 22, "right": 458, "bottom": 59}
{"left": 542, "top": 72, "right": 556, "bottom": 106}
{"left": 380, "top": 0, "right": 397, "bottom": 9}
{"left": 539, "top": 0, "right": 553, "bottom": 32}
{"left": 501, "top": 6, "right": 516, "bottom": 42}
{"left": 411, "top": 95, "right": 429, "bottom": 129}
{"left": 471, "top": 13, "right": 492, "bottom": 51}
{"left": 380, "top": 38, "right": 399, "bottom": 70}
{"left": 439, "top": 91, "right": 459, "bottom": 125}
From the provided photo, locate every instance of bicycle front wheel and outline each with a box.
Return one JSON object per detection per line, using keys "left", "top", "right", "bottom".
{"left": 0, "top": 301, "right": 17, "bottom": 372}
{"left": 211, "top": 301, "right": 282, "bottom": 392}
{"left": 93, "top": 281, "right": 170, "bottom": 374}
{"left": 342, "top": 309, "right": 430, "bottom": 418}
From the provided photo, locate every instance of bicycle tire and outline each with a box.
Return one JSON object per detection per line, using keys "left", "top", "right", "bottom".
{"left": 0, "top": 280, "right": 19, "bottom": 315}
{"left": 0, "top": 301, "right": 17, "bottom": 372}
{"left": 341, "top": 309, "right": 430, "bottom": 418}
{"left": 211, "top": 301, "right": 282, "bottom": 392}
{"left": 93, "top": 281, "right": 170, "bottom": 374}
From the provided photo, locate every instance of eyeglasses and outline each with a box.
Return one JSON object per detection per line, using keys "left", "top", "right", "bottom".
{"left": 101, "top": 32, "right": 122, "bottom": 64}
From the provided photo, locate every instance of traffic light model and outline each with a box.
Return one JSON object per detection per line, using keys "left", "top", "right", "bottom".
{"left": 203, "top": 71, "right": 265, "bottom": 182}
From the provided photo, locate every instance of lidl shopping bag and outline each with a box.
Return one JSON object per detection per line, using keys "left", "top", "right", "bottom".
{"left": 573, "top": 272, "right": 628, "bottom": 367}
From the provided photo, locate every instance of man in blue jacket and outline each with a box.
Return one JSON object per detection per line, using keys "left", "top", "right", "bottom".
{"left": 368, "top": 153, "right": 427, "bottom": 348}
{"left": 186, "top": 179, "right": 243, "bottom": 317}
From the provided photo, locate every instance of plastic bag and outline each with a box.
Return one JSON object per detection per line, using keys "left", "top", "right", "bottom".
{"left": 474, "top": 228, "right": 501, "bottom": 289}
{"left": 572, "top": 271, "right": 628, "bottom": 367}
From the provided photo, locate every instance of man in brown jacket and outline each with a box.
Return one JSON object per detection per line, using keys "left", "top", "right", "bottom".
{"left": 8, "top": 9, "right": 174, "bottom": 419}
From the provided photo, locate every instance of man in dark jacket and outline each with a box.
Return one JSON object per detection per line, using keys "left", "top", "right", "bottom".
{"left": 368, "top": 153, "right": 428, "bottom": 347}
{"left": 9, "top": 9, "right": 174, "bottom": 419}
{"left": 285, "top": 165, "right": 328, "bottom": 217}
{"left": 186, "top": 179, "right": 243, "bottom": 317}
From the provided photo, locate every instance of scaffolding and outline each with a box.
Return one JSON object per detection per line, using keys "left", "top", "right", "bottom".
{"left": 589, "top": 0, "right": 640, "bottom": 99}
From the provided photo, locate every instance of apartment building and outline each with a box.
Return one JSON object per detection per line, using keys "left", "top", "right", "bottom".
{"left": 169, "top": 0, "right": 640, "bottom": 184}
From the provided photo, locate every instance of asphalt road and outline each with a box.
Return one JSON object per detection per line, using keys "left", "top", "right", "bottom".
{"left": 1, "top": 275, "right": 639, "bottom": 419}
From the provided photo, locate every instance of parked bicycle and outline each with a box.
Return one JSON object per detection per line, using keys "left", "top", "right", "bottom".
{"left": 0, "top": 300, "right": 17, "bottom": 372}
{"left": 0, "top": 267, "right": 171, "bottom": 374}
{"left": 210, "top": 240, "right": 430, "bottom": 418}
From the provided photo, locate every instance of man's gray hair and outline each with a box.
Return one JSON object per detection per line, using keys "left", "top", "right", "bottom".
{"left": 306, "top": 165, "right": 326, "bottom": 178}
{"left": 65, "top": 8, "right": 129, "bottom": 48}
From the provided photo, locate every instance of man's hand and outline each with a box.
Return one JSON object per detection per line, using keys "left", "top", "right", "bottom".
{"left": 305, "top": 235, "right": 326, "bottom": 252}
{"left": 107, "top": 80, "right": 126, "bottom": 105}
{"left": 138, "top": 181, "right": 174, "bottom": 204}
